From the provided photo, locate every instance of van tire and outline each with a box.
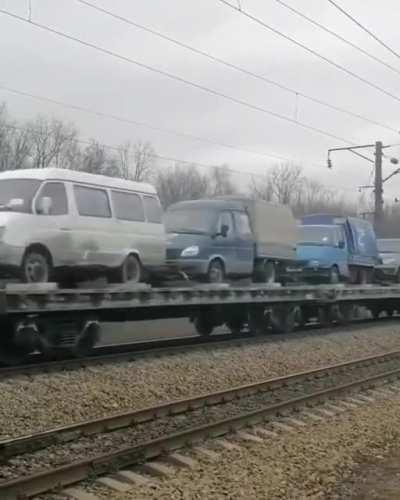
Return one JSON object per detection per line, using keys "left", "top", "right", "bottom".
{"left": 22, "top": 249, "right": 52, "bottom": 283}
{"left": 206, "top": 259, "right": 225, "bottom": 283}
{"left": 114, "top": 254, "right": 142, "bottom": 284}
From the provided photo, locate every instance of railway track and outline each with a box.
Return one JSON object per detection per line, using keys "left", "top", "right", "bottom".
{"left": 0, "top": 313, "right": 395, "bottom": 380}
{"left": 1, "top": 349, "right": 400, "bottom": 499}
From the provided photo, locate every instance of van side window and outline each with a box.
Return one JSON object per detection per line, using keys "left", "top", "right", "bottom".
{"left": 234, "top": 212, "right": 252, "bottom": 238}
{"left": 218, "top": 212, "right": 233, "bottom": 238}
{"left": 74, "top": 185, "right": 111, "bottom": 218}
{"left": 144, "top": 196, "right": 162, "bottom": 223}
{"left": 36, "top": 182, "right": 68, "bottom": 215}
{"left": 112, "top": 190, "right": 145, "bottom": 221}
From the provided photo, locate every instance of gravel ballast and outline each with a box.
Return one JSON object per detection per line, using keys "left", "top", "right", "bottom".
{"left": 3, "top": 355, "right": 399, "bottom": 480}
{"left": 2, "top": 321, "right": 400, "bottom": 439}
{"left": 92, "top": 390, "right": 400, "bottom": 500}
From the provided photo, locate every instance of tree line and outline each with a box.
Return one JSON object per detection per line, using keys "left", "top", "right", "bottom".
{"left": 3, "top": 103, "right": 400, "bottom": 236}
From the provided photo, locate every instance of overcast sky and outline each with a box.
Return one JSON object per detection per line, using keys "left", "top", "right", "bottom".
{"left": 1, "top": 0, "right": 400, "bottom": 205}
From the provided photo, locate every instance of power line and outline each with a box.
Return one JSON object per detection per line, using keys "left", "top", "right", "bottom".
{"left": 75, "top": 0, "right": 398, "bottom": 135}
{"left": 327, "top": 0, "right": 400, "bottom": 61}
{"left": 273, "top": 0, "right": 400, "bottom": 76}
{"left": 0, "top": 7, "right": 359, "bottom": 145}
{"left": 0, "top": 83, "right": 315, "bottom": 166}
{"left": 217, "top": 0, "right": 400, "bottom": 105}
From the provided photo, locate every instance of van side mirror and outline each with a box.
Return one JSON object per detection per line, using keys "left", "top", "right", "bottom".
{"left": 220, "top": 224, "right": 229, "bottom": 237}
{"left": 37, "top": 196, "right": 53, "bottom": 215}
{"left": 338, "top": 240, "right": 345, "bottom": 249}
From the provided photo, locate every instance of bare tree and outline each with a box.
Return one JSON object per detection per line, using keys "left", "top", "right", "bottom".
{"left": 27, "top": 116, "right": 79, "bottom": 169}
{"left": 155, "top": 163, "right": 210, "bottom": 207}
{"left": 117, "top": 141, "right": 155, "bottom": 181}
{"left": 81, "top": 140, "right": 108, "bottom": 174}
{"left": 268, "top": 163, "right": 304, "bottom": 205}
{"left": 209, "top": 165, "right": 237, "bottom": 196}
{"left": 0, "top": 104, "right": 32, "bottom": 171}
{"left": 249, "top": 174, "right": 273, "bottom": 202}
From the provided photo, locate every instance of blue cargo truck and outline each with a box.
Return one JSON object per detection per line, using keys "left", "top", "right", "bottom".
{"left": 299, "top": 214, "right": 379, "bottom": 283}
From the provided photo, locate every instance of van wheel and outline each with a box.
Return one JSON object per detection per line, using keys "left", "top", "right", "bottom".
{"left": 116, "top": 254, "right": 142, "bottom": 284}
{"left": 22, "top": 250, "right": 52, "bottom": 283}
{"left": 206, "top": 260, "right": 225, "bottom": 283}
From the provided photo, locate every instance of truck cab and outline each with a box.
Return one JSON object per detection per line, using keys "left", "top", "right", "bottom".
{"left": 301, "top": 214, "right": 379, "bottom": 283}
{"left": 297, "top": 224, "right": 347, "bottom": 283}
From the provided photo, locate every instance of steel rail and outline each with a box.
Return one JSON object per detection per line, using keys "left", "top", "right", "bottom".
{"left": 0, "top": 350, "right": 400, "bottom": 498}
{"left": 0, "top": 330, "right": 242, "bottom": 379}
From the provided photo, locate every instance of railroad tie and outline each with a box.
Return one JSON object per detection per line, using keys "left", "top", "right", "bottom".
{"left": 97, "top": 477, "right": 133, "bottom": 493}
{"left": 63, "top": 488, "right": 100, "bottom": 500}
{"left": 141, "top": 461, "right": 175, "bottom": 478}
{"left": 115, "top": 470, "right": 153, "bottom": 486}
{"left": 193, "top": 446, "right": 221, "bottom": 461}
{"left": 165, "top": 452, "right": 198, "bottom": 469}
{"left": 215, "top": 438, "right": 243, "bottom": 451}
{"left": 236, "top": 431, "right": 264, "bottom": 443}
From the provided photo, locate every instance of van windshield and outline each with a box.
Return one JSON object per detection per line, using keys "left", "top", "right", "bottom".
{"left": 0, "top": 179, "right": 41, "bottom": 213}
{"left": 298, "top": 225, "right": 338, "bottom": 246}
{"left": 165, "top": 208, "right": 214, "bottom": 234}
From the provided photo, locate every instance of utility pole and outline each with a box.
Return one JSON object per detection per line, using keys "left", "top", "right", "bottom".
{"left": 374, "top": 141, "right": 383, "bottom": 235}
{"left": 327, "top": 141, "right": 398, "bottom": 235}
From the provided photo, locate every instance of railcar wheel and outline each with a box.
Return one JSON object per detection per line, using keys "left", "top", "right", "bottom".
{"left": 248, "top": 306, "right": 268, "bottom": 335}
{"left": 22, "top": 250, "right": 52, "bottom": 283}
{"left": 73, "top": 321, "right": 101, "bottom": 356}
{"left": 193, "top": 314, "right": 214, "bottom": 336}
{"left": 270, "top": 305, "right": 296, "bottom": 334}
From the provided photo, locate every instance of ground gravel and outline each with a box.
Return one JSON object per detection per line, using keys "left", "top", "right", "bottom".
{"left": 2, "top": 321, "right": 400, "bottom": 439}
{"left": 94, "top": 390, "right": 400, "bottom": 500}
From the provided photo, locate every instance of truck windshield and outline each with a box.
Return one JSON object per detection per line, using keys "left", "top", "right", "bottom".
{"left": 0, "top": 179, "right": 41, "bottom": 213}
{"left": 165, "top": 208, "right": 213, "bottom": 234}
{"left": 378, "top": 239, "right": 400, "bottom": 253}
{"left": 299, "top": 226, "right": 338, "bottom": 246}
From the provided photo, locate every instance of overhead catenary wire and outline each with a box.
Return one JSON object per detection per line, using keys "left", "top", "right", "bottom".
{"left": 0, "top": 7, "right": 362, "bottom": 146}
{"left": 273, "top": 0, "right": 400, "bottom": 76}
{"left": 75, "top": 0, "right": 398, "bottom": 135}
{"left": 216, "top": 0, "right": 400, "bottom": 105}
{"left": 327, "top": 0, "right": 400, "bottom": 62}
{"left": 0, "top": 83, "right": 320, "bottom": 166}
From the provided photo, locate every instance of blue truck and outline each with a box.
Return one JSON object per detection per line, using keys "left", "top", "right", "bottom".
{"left": 298, "top": 214, "right": 380, "bottom": 284}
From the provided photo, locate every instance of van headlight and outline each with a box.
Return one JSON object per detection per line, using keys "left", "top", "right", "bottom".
{"left": 181, "top": 245, "right": 199, "bottom": 257}
{"left": 309, "top": 259, "right": 320, "bottom": 268}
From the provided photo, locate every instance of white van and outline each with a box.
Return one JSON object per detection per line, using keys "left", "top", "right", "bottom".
{"left": 0, "top": 168, "right": 166, "bottom": 283}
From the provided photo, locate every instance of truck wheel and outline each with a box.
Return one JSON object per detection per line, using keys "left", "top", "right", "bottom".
{"left": 206, "top": 259, "right": 225, "bottom": 283}
{"left": 254, "top": 260, "right": 276, "bottom": 284}
{"left": 358, "top": 268, "right": 369, "bottom": 285}
{"left": 329, "top": 266, "right": 340, "bottom": 284}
